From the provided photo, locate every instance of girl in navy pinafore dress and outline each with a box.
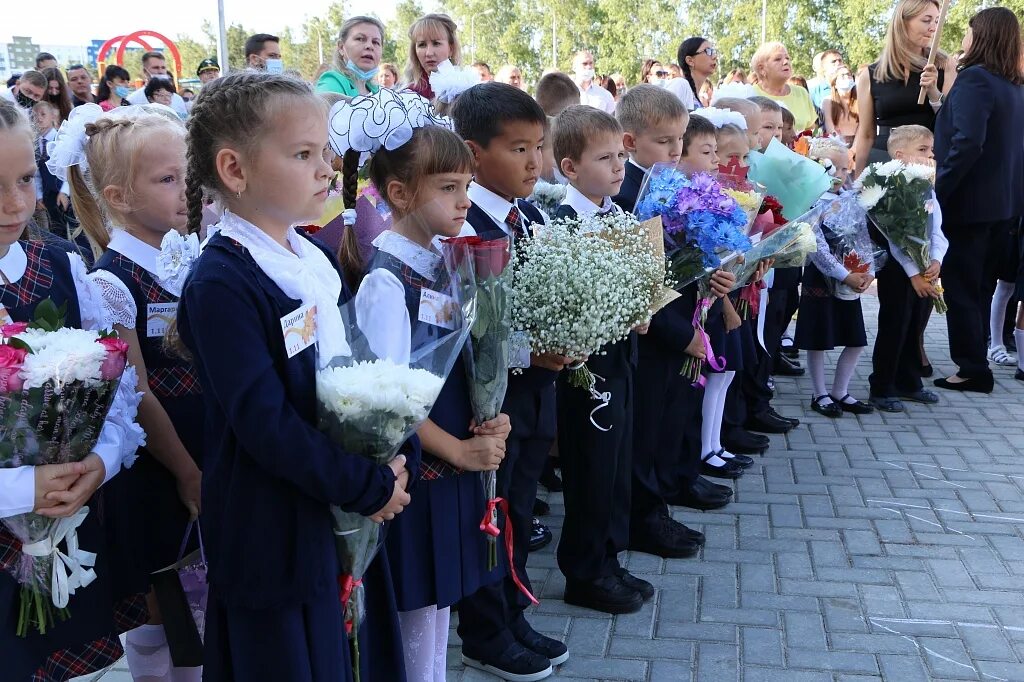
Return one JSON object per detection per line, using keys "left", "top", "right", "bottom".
{"left": 0, "top": 100, "right": 146, "bottom": 681}
{"left": 334, "top": 108, "right": 508, "bottom": 681}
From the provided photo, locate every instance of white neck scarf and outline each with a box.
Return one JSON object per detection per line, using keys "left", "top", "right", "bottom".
{"left": 216, "top": 211, "right": 350, "bottom": 367}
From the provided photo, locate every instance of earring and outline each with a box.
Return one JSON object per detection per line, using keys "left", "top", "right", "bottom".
{"left": 236, "top": 188, "right": 243, "bottom": 199}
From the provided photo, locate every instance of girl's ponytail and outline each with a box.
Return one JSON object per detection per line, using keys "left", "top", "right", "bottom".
{"left": 337, "top": 148, "right": 366, "bottom": 292}
{"left": 68, "top": 163, "right": 108, "bottom": 260}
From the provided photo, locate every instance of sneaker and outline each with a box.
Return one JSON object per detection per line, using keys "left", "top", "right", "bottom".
{"left": 564, "top": 575, "right": 643, "bottom": 614}
{"left": 463, "top": 642, "right": 553, "bottom": 682}
{"left": 616, "top": 568, "right": 655, "bottom": 600}
{"left": 511, "top": 621, "right": 569, "bottom": 666}
{"left": 988, "top": 345, "right": 1016, "bottom": 366}
{"left": 529, "top": 518, "right": 552, "bottom": 552}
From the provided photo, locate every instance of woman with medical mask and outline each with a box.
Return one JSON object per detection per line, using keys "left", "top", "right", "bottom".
{"left": 316, "top": 15, "right": 386, "bottom": 96}
{"left": 641, "top": 59, "right": 668, "bottom": 87}
{"left": 97, "top": 65, "right": 132, "bottom": 112}
{"left": 823, "top": 66, "right": 859, "bottom": 145}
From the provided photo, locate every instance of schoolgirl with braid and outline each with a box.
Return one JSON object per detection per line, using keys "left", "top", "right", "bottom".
{"left": 331, "top": 89, "right": 509, "bottom": 682}
{"left": 50, "top": 102, "right": 206, "bottom": 682}
{"left": 175, "top": 72, "right": 412, "bottom": 682}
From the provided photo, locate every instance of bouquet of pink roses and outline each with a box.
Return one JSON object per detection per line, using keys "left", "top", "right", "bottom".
{"left": 0, "top": 299, "right": 130, "bottom": 636}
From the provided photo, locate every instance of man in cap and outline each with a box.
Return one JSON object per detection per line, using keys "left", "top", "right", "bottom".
{"left": 197, "top": 57, "right": 220, "bottom": 84}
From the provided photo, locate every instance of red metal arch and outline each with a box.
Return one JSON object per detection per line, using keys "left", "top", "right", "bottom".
{"left": 97, "top": 31, "right": 183, "bottom": 81}
{"left": 97, "top": 35, "right": 153, "bottom": 75}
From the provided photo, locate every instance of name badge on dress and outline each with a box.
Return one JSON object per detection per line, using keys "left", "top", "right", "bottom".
{"left": 0, "top": 306, "right": 12, "bottom": 327}
{"left": 281, "top": 303, "right": 317, "bottom": 358}
{"left": 418, "top": 289, "right": 457, "bottom": 330}
{"left": 146, "top": 302, "right": 178, "bottom": 338}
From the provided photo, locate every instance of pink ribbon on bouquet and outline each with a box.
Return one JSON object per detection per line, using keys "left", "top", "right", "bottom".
{"left": 691, "top": 297, "right": 726, "bottom": 387}
{"left": 479, "top": 497, "right": 539, "bottom": 605}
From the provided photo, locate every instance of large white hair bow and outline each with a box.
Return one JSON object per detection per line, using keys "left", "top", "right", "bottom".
{"left": 697, "top": 106, "right": 749, "bottom": 130}
{"left": 710, "top": 82, "right": 757, "bottom": 104}
{"left": 429, "top": 59, "right": 481, "bottom": 103}
{"left": 45, "top": 103, "right": 104, "bottom": 183}
{"left": 328, "top": 89, "right": 451, "bottom": 165}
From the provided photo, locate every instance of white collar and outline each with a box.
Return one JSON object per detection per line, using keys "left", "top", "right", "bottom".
{"left": 372, "top": 230, "right": 442, "bottom": 281}
{"left": 562, "top": 184, "right": 615, "bottom": 217}
{"left": 108, "top": 229, "right": 161, "bottom": 280}
{"left": 40, "top": 128, "right": 57, "bottom": 142}
{"left": 628, "top": 158, "right": 649, "bottom": 174}
{"left": 469, "top": 182, "right": 515, "bottom": 233}
{"left": 0, "top": 241, "right": 27, "bottom": 284}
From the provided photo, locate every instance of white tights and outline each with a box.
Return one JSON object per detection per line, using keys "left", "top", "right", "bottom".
{"left": 701, "top": 371, "right": 735, "bottom": 464}
{"left": 125, "top": 624, "right": 202, "bottom": 682}
{"left": 807, "top": 347, "right": 864, "bottom": 404}
{"left": 397, "top": 604, "right": 450, "bottom": 682}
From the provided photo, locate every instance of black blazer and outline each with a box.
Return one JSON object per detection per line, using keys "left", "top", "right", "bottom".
{"left": 935, "top": 65, "right": 1024, "bottom": 226}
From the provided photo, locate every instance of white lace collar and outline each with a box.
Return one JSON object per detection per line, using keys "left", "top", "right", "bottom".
{"left": 108, "top": 229, "right": 161, "bottom": 280}
{"left": 372, "top": 230, "right": 442, "bottom": 281}
{"left": 562, "top": 184, "right": 616, "bottom": 217}
{"left": 0, "top": 241, "right": 27, "bottom": 284}
{"left": 216, "top": 211, "right": 350, "bottom": 366}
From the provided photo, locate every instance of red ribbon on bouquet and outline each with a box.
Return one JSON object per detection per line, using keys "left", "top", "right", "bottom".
{"left": 479, "top": 497, "right": 539, "bottom": 605}
{"left": 338, "top": 574, "right": 363, "bottom": 634}
{"left": 739, "top": 281, "right": 765, "bottom": 318}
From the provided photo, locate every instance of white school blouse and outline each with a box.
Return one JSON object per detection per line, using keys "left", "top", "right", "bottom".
{"left": 0, "top": 242, "right": 145, "bottom": 518}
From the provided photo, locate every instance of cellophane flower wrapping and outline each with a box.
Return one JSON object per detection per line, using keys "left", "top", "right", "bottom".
{"left": 443, "top": 235, "right": 513, "bottom": 570}
{"left": 817, "top": 192, "right": 888, "bottom": 299}
{"left": 635, "top": 163, "right": 752, "bottom": 381}
{"left": 854, "top": 161, "right": 946, "bottom": 313}
{"left": 511, "top": 212, "right": 664, "bottom": 361}
{"left": 315, "top": 242, "right": 475, "bottom": 668}
{"left": 0, "top": 301, "right": 129, "bottom": 637}
{"left": 747, "top": 138, "right": 835, "bottom": 220}
{"left": 729, "top": 206, "right": 824, "bottom": 290}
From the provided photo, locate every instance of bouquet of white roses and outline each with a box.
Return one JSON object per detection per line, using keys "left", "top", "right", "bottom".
{"left": 0, "top": 299, "right": 132, "bottom": 636}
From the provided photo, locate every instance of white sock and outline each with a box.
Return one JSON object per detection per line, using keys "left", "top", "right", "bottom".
{"left": 398, "top": 604, "right": 448, "bottom": 682}
{"left": 831, "top": 346, "right": 864, "bottom": 400}
{"left": 701, "top": 373, "right": 729, "bottom": 456}
{"left": 1015, "top": 329, "right": 1024, "bottom": 372}
{"left": 807, "top": 350, "right": 829, "bottom": 402}
{"left": 125, "top": 624, "right": 171, "bottom": 681}
{"left": 712, "top": 371, "right": 736, "bottom": 452}
{"left": 990, "top": 281, "right": 1014, "bottom": 350}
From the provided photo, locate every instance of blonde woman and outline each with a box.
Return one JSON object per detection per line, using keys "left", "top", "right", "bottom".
{"left": 404, "top": 13, "right": 461, "bottom": 100}
{"left": 750, "top": 42, "right": 818, "bottom": 131}
{"left": 852, "top": 0, "right": 956, "bottom": 172}
{"left": 315, "top": 15, "right": 386, "bottom": 96}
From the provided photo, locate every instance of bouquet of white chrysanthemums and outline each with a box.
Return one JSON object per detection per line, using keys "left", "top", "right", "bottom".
{"left": 511, "top": 211, "right": 668, "bottom": 395}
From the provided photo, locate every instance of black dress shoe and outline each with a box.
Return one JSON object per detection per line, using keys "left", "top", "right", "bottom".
{"left": 533, "top": 498, "right": 550, "bottom": 516}
{"left": 628, "top": 522, "right": 702, "bottom": 558}
{"left": 652, "top": 507, "right": 706, "bottom": 545}
{"left": 539, "top": 459, "right": 563, "bottom": 492}
{"left": 746, "top": 411, "right": 793, "bottom": 434}
{"left": 693, "top": 475, "right": 733, "bottom": 498}
{"left": 700, "top": 453, "right": 745, "bottom": 479}
{"left": 920, "top": 363, "right": 934, "bottom": 378}
{"left": 781, "top": 336, "right": 798, "bottom": 358}
{"left": 529, "top": 518, "right": 552, "bottom": 552}
{"left": 811, "top": 395, "right": 843, "bottom": 418}
{"left": 564, "top": 575, "right": 643, "bottom": 614}
{"left": 666, "top": 481, "right": 731, "bottom": 511}
{"left": 720, "top": 451, "right": 755, "bottom": 468}
{"left": 1016, "top": 369, "right": 1024, "bottom": 381}
{"left": 934, "top": 376, "right": 994, "bottom": 394}
{"left": 721, "top": 428, "right": 769, "bottom": 454}
{"left": 768, "top": 407, "right": 800, "bottom": 428}
{"left": 830, "top": 394, "right": 874, "bottom": 415}
{"left": 775, "top": 354, "right": 805, "bottom": 376}
{"left": 463, "top": 641, "right": 553, "bottom": 681}
{"left": 511, "top": 620, "right": 569, "bottom": 666}
{"left": 616, "top": 568, "right": 655, "bottom": 600}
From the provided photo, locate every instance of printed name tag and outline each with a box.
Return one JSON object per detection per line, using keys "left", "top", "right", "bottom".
{"left": 418, "top": 289, "right": 457, "bottom": 330}
{"left": 280, "top": 303, "right": 318, "bottom": 358}
{"left": 0, "top": 306, "right": 12, "bottom": 326}
{"left": 147, "top": 303, "right": 178, "bottom": 338}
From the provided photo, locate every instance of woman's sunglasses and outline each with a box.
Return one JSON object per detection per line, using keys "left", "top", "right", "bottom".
{"left": 655, "top": 70, "right": 669, "bottom": 77}
{"left": 698, "top": 47, "right": 718, "bottom": 58}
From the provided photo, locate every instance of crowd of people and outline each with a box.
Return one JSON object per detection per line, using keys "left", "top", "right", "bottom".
{"left": 1, "top": 1, "right": 1023, "bottom": 681}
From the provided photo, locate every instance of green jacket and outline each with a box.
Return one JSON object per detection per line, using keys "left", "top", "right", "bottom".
{"left": 315, "top": 70, "right": 380, "bottom": 96}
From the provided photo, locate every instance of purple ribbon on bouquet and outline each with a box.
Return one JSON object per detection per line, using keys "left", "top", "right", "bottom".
{"left": 691, "top": 297, "right": 726, "bottom": 387}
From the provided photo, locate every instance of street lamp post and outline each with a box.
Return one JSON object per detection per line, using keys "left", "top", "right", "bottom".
{"left": 217, "top": 0, "right": 228, "bottom": 74}
{"left": 312, "top": 25, "right": 324, "bottom": 65}
{"left": 470, "top": 9, "right": 495, "bottom": 63}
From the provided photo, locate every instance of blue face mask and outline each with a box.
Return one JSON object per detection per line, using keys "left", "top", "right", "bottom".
{"left": 115, "top": 85, "right": 131, "bottom": 98}
{"left": 347, "top": 59, "right": 380, "bottom": 82}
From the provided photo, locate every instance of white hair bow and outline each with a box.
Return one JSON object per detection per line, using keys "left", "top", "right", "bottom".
{"left": 45, "top": 102, "right": 104, "bottom": 183}
{"left": 710, "top": 82, "right": 757, "bottom": 104}
{"left": 429, "top": 59, "right": 481, "bottom": 103}
{"left": 697, "top": 106, "right": 749, "bottom": 130}
{"left": 328, "top": 88, "right": 452, "bottom": 165}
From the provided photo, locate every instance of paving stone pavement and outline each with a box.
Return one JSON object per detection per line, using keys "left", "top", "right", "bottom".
{"left": 77, "top": 293, "right": 1024, "bottom": 681}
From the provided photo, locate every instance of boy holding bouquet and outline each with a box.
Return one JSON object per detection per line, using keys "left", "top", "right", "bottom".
{"left": 868, "top": 125, "right": 948, "bottom": 412}
{"left": 549, "top": 105, "right": 653, "bottom": 614}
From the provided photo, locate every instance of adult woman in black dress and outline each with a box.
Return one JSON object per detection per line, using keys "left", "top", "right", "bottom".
{"left": 932, "top": 7, "right": 1024, "bottom": 393}
{"left": 852, "top": 0, "right": 956, "bottom": 174}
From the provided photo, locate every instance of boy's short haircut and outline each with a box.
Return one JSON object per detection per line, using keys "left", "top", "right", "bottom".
{"left": 535, "top": 72, "right": 580, "bottom": 117}
{"left": 887, "top": 124, "right": 933, "bottom": 155}
{"left": 683, "top": 114, "right": 717, "bottom": 154}
{"left": 779, "top": 106, "right": 795, "bottom": 127}
{"left": 748, "top": 95, "right": 783, "bottom": 114}
{"left": 451, "top": 82, "right": 547, "bottom": 148}
{"left": 553, "top": 105, "right": 622, "bottom": 165}
{"left": 616, "top": 84, "right": 688, "bottom": 133}
{"left": 32, "top": 99, "right": 57, "bottom": 114}
{"left": 713, "top": 96, "right": 758, "bottom": 118}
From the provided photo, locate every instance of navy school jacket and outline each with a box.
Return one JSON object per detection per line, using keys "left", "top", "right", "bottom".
{"left": 612, "top": 161, "right": 646, "bottom": 214}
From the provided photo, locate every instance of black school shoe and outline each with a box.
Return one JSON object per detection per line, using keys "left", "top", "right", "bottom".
{"left": 775, "top": 354, "right": 805, "bottom": 376}
{"left": 811, "top": 395, "right": 843, "bottom": 418}
{"left": 511, "top": 620, "right": 569, "bottom": 666}
{"left": 666, "top": 479, "right": 731, "bottom": 511}
{"left": 616, "top": 568, "right": 655, "bottom": 600}
{"left": 830, "top": 394, "right": 875, "bottom": 415}
{"left": 529, "top": 518, "right": 552, "bottom": 552}
{"left": 701, "top": 452, "right": 745, "bottom": 479}
{"left": 781, "top": 335, "right": 798, "bottom": 358}
{"left": 628, "top": 516, "right": 702, "bottom": 558}
{"left": 721, "top": 428, "right": 770, "bottom": 455}
{"left": 463, "top": 641, "right": 553, "bottom": 682}
{"left": 769, "top": 407, "right": 800, "bottom": 428}
{"left": 564, "top": 575, "right": 643, "bottom": 614}
{"left": 746, "top": 410, "right": 794, "bottom": 434}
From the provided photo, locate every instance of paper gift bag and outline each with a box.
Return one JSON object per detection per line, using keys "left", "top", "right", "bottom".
{"left": 151, "top": 521, "right": 208, "bottom": 668}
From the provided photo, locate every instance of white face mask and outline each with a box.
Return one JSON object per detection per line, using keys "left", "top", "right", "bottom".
{"left": 576, "top": 67, "right": 595, "bottom": 81}
{"left": 835, "top": 77, "right": 855, "bottom": 93}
